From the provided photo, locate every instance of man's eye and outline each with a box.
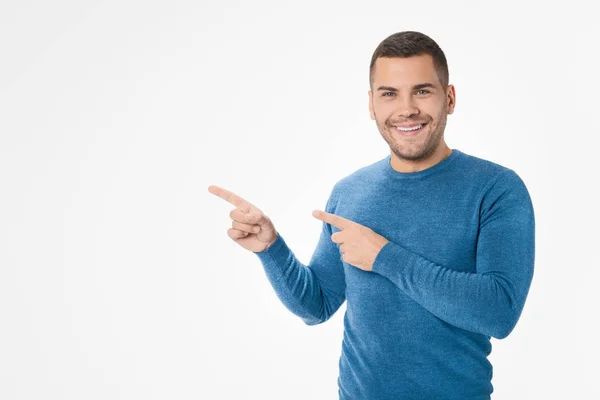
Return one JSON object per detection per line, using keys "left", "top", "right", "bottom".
{"left": 382, "top": 90, "right": 429, "bottom": 97}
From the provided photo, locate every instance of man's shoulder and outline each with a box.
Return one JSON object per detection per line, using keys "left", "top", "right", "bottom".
{"left": 456, "top": 149, "right": 512, "bottom": 178}
{"left": 328, "top": 157, "right": 384, "bottom": 198}
{"left": 458, "top": 150, "right": 532, "bottom": 210}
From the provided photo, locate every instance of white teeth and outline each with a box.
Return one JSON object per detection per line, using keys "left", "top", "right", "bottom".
{"left": 395, "top": 124, "right": 423, "bottom": 132}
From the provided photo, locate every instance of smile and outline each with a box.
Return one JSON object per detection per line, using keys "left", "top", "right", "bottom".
{"left": 393, "top": 123, "right": 427, "bottom": 135}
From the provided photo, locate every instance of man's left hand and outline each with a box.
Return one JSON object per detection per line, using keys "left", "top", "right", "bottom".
{"left": 312, "top": 210, "right": 390, "bottom": 272}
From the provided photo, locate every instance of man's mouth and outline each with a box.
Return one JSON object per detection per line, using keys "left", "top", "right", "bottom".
{"left": 393, "top": 123, "right": 427, "bottom": 136}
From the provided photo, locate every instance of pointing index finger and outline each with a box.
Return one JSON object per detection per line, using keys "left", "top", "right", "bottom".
{"left": 208, "top": 185, "right": 253, "bottom": 212}
{"left": 312, "top": 210, "right": 353, "bottom": 230}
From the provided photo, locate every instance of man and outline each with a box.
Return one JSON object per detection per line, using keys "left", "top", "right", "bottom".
{"left": 208, "top": 31, "right": 535, "bottom": 400}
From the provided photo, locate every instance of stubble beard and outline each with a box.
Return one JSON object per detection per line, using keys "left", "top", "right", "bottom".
{"left": 377, "top": 108, "right": 448, "bottom": 162}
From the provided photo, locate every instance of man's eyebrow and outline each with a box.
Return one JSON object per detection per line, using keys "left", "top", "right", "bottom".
{"left": 376, "top": 83, "right": 436, "bottom": 91}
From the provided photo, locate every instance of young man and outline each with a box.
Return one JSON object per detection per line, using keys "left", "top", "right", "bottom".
{"left": 208, "top": 31, "right": 535, "bottom": 399}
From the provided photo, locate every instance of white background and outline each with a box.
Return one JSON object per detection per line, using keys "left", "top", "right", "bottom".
{"left": 1, "top": 1, "right": 598, "bottom": 399}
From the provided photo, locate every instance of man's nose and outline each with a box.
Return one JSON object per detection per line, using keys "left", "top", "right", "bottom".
{"left": 395, "top": 96, "right": 419, "bottom": 119}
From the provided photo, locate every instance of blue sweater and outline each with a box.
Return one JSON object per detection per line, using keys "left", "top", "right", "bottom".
{"left": 253, "top": 149, "right": 535, "bottom": 399}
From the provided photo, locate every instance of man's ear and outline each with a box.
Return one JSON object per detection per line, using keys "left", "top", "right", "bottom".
{"left": 368, "top": 90, "right": 375, "bottom": 120}
{"left": 446, "top": 84, "right": 456, "bottom": 115}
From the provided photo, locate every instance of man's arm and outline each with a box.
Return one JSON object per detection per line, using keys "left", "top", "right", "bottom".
{"left": 253, "top": 189, "right": 346, "bottom": 325}
{"left": 372, "top": 169, "right": 535, "bottom": 339}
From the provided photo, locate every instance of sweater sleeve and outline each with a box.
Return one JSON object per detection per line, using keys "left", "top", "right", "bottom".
{"left": 371, "top": 169, "right": 535, "bottom": 339}
{"left": 252, "top": 189, "right": 347, "bottom": 325}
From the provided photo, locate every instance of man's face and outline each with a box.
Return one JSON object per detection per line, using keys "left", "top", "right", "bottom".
{"left": 368, "top": 55, "right": 455, "bottom": 162}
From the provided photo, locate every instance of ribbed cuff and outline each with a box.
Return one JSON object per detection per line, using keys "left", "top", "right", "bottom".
{"left": 253, "top": 232, "right": 290, "bottom": 268}
{"left": 371, "top": 240, "right": 415, "bottom": 280}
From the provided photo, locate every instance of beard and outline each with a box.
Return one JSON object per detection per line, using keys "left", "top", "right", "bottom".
{"left": 376, "top": 108, "right": 448, "bottom": 162}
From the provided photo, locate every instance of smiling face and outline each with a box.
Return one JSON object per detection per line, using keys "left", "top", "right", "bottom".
{"left": 369, "top": 54, "right": 456, "bottom": 172}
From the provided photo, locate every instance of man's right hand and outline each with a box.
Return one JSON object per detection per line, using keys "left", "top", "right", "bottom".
{"left": 208, "top": 185, "right": 279, "bottom": 253}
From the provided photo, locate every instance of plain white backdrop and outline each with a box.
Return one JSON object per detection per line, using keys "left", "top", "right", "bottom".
{"left": 1, "top": 1, "right": 598, "bottom": 399}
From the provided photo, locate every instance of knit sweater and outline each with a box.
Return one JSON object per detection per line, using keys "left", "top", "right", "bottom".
{"left": 253, "top": 148, "right": 535, "bottom": 399}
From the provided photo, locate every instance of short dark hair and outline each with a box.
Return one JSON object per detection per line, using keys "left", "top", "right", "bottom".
{"left": 369, "top": 31, "right": 449, "bottom": 90}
